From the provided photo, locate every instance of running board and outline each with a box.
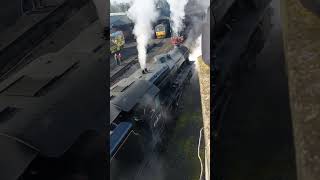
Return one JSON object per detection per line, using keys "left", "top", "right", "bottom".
{"left": 110, "top": 122, "right": 133, "bottom": 159}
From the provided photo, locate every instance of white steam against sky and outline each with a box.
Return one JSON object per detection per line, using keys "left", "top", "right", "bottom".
{"left": 127, "top": 0, "right": 159, "bottom": 69}
{"left": 189, "top": 35, "right": 202, "bottom": 62}
{"left": 166, "top": 0, "right": 189, "bottom": 36}
{"left": 111, "top": 0, "right": 159, "bottom": 69}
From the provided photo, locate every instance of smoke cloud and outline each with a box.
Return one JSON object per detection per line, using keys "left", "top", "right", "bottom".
{"left": 127, "top": 0, "right": 159, "bottom": 70}
{"left": 183, "top": 0, "right": 210, "bottom": 49}
{"left": 110, "top": 0, "right": 131, "bottom": 4}
{"left": 166, "top": 0, "right": 189, "bottom": 36}
{"left": 110, "top": 0, "right": 159, "bottom": 69}
{"left": 189, "top": 35, "right": 202, "bottom": 62}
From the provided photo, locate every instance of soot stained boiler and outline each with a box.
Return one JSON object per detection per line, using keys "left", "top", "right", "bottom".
{"left": 110, "top": 45, "right": 193, "bottom": 161}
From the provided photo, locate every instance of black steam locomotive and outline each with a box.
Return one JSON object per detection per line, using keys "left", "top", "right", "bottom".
{"left": 110, "top": 45, "right": 193, "bottom": 161}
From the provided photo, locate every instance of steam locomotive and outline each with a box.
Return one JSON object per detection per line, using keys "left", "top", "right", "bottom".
{"left": 110, "top": 45, "right": 193, "bottom": 161}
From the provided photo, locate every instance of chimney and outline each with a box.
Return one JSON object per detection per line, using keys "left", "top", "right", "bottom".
{"left": 142, "top": 68, "right": 149, "bottom": 74}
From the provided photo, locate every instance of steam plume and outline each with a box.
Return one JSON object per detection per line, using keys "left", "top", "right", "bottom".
{"left": 110, "top": 0, "right": 158, "bottom": 69}
{"left": 189, "top": 35, "right": 202, "bottom": 62}
{"left": 127, "top": 0, "right": 159, "bottom": 70}
{"left": 110, "top": 0, "right": 131, "bottom": 4}
{"left": 166, "top": 0, "right": 189, "bottom": 36}
{"left": 183, "top": 0, "right": 210, "bottom": 49}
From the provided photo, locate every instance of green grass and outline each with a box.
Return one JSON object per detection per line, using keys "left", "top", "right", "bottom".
{"left": 163, "top": 110, "right": 205, "bottom": 180}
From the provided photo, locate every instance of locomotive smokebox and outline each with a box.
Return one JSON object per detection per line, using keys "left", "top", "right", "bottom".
{"left": 171, "top": 36, "right": 184, "bottom": 46}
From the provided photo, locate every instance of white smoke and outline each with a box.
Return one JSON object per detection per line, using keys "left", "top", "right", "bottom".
{"left": 110, "top": 0, "right": 158, "bottom": 69}
{"left": 127, "top": 0, "right": 159, "bottom": 70}
{"left": 166, "top": 0, "right": 189, "bottom": 36}
{"left": 189, "top": 35, "right": 202, "bottom": 62}
{"left": 189, "top": 35, "right": 202, "bottom": 72}
{"left": 110, "top": 0, "right": 132, "bottom": 4}
{"left": 183, "top": 0, "right": 210, "bottom": 49}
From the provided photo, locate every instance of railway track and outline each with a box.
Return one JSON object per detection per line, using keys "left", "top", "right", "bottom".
{"left": 110, "top": 56, "right": 138, "bottom": 85}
